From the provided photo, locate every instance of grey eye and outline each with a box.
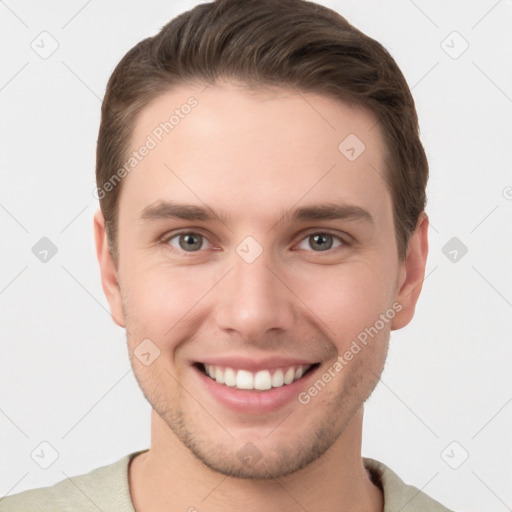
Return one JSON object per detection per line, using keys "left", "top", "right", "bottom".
{"left": 167, "top": 232, "right": 209, "bottom": 252}
{"left": 297, "top": 233, "right": 342, "bottom": 252}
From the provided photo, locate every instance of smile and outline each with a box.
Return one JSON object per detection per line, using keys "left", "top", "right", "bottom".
{"left": 195, "top": 362, "right": 320, "bottom": 391}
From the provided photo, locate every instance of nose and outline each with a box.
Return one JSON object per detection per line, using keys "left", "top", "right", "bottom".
{"left": 212, "top": 249, "right": 296, "bottom": 341}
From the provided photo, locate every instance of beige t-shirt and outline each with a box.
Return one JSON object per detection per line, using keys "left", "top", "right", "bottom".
{"left": 0, "top": 449, "right": 454, "bottom": 511}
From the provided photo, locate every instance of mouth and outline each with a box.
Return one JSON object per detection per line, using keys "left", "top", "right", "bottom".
{"left": 194, "top": 361, "right": 321, "bottom": 392}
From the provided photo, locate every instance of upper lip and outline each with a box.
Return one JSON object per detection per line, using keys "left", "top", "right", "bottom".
{"left": 195, "top": 356, "right": 319, "bottom": 372}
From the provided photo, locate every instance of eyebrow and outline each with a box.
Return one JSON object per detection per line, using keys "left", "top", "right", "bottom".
{"left": 139, "top": 200, "right": 374, "bottom": 226}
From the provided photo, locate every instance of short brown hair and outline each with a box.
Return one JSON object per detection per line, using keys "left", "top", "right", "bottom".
{"left": 96, "top": 0, "right": 428, "bottom": 265}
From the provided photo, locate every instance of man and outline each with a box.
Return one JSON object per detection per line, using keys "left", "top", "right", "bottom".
{"left": 0, "top": 0, "right": 454, "bottom": 510}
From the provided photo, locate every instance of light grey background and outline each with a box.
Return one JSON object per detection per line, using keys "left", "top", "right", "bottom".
{"left": 1, "top": 1, "right": 511, "bottom": 511}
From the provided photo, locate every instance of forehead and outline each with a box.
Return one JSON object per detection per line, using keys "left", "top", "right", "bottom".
{"left": 120, "top": 81, "right": 391, "bottom": 229}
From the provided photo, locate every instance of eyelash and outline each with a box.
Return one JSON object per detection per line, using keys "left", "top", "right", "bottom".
{"left": 161, "top": 229, "right": 350, "bottom": 255}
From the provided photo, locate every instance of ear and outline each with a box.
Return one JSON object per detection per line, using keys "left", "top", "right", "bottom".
{"left": 93, "top": 209, "right": 126, "bottom": 328}
{"left": 391, "top": 211, "right": 429, "bottom": 331}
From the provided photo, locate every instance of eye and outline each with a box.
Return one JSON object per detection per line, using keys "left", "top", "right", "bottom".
{"left": 296, "top": 232, "right": 345, "bottom": 252}
{"left": 164, "top": 232, "right": 212, "bottom": 252}
{"left": 162, "top": 230, "right": 347, "bottom": 254}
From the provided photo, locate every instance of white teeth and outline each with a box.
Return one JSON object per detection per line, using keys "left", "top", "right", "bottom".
{"left": 254, "top": 370, "right": 272, "bottom": 390}
{"left": 271, "top": 369, "right": 284, "bottom": 388}
{"left": 214, "top": 366, "right": 225, "bottom": 384}
{"left": 236, "top": 370, "right": 253, "bottom": 389}
{"left": 283, "top": 367, "right": 295, "bottom": 385}
{"left": 224, "top": 367, "right": 236, "bottom": 387}
{"left": 202, "top": 363, "right": 312, "bottom": 390}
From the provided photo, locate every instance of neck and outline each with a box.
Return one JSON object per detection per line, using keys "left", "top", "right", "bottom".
{"left": 129, "top": 407, "right": 383, "bottom": 512}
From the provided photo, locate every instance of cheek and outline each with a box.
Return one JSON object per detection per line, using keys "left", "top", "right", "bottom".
{"left": 120, "top": 259, "right": 219, "bottom": 341}
{"left": 292, "top": 261, "right": 394, "bottom": 344}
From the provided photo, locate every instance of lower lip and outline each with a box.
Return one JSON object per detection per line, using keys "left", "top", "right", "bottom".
{"left": 193, "top": 363, "right": 320, "bottom": 414}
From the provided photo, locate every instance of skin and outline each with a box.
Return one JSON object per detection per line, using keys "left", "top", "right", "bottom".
{"left": 94, "top": 81, "right": 428, "bottom": 512}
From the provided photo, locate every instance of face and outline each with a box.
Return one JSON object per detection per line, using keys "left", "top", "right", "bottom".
{"left": 95, "top": 81, "right": 427, "bottom": 479}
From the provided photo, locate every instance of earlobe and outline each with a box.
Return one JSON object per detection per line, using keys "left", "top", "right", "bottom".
{"left": 391, "top": 212, "right": 429, "bottom": 331}
{"left": 93, "top": 209, "right": 126, "bottom": 328}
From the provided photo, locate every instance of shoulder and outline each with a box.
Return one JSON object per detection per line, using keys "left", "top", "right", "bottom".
{"left": 363, "top": 457, "right": 454, "bottom": 512}
{"left": 0, "top": 450, "right": 146, "bottom": 512}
